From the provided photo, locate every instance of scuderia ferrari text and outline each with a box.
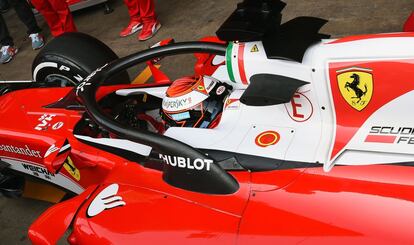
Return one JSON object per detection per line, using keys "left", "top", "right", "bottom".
{"left": 369, "top": 126, "right": 414, "bottom": 144}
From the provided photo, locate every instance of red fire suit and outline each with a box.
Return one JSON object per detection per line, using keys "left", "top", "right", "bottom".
{"left": 123, "top": 0, "right": 156, "bottom": 23}
{"left": 30, "top": 0, "right": 77, "bottom": 37}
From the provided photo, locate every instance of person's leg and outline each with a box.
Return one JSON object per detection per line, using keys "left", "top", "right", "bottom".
{"left": 123, "top": 0, "right": 140, "bottom": 21}
{"left": 30, "top": 0, "right": 62, "bottom": 36}
{"left": 0, "top": 13, "right": 13, "bottom": 46}
{"left": 120, "top": 0, "right": 142, "bottom": 37}
{"left": 137, "top": 0, "right": 155, "bottom": 23}
{"left": 0, "top": 14, "right": 18, "bottom": 64}
{"left": 137, "top": 0, "right": 160, "bottom": 41}
{"left": 8, "top": 0, "right": 44, "bottom": 49}
{"left": 46, "top": 0, "right": 77, "bottom": 35}
{"left": 8, "top": 0, "right": 41, "bottom": 35}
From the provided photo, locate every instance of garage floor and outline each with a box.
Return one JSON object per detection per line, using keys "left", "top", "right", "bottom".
{"left": 0, "top": 0, "right": 412, "bottom": 243}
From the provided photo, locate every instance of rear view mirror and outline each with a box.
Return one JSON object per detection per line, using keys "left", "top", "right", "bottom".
{"left": 43, "top": 139, "right": 71, "bottom": 173}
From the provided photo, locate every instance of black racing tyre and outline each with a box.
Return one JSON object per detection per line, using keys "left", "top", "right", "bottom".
{"left": 32, "top": 32, "right": 130, "bottom": 86}
{"left": 0, "top": 0, "right": 10, "bottom": 13}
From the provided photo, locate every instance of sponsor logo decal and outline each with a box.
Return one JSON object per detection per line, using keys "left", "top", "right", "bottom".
{"left": 224, "top": 98, "right": 239, "bottom": 110}
{"left": 216, "top": 86, "right": 226, "bottom": 95}
{"left": 52, "top": 122, "right": 64, "bottom": 130}
{"left": 366, "top": 126, "right": 414, "bottom": 144}
{"left": 58, "top": 65, "right": 83, "bottom": 82}
{"left": 21, "top": 163, "right": 55, "bottom": 180}
{"left": 87, "top": 184, "right": 125, "bottom": 217}
{"left": 159, "top": 154, "right": 213, "bottom": 171}
{"left": 195, "top": 81, "right": 208, "bottom": 95}
{"left": 1, "top": 157, "right": 84, "bottom": 193}
{"left": 250, "top": 44, "right": 259, "bottom": 53}
{"left": 75, "top": 63, "right": 108, "bottom": 96}
{"left": 255, "top": 131, "right": 280, "bottom": 147}
{"left": 171, "top": 111, "right": 190, "bottom": 121}
{"left": 63, "top": 156, "right": 80, "bottom": 181}
{"left": 197, "top": 85, "right": 205, "bottom": 91}
{"left": 76, "top": 81, "right": 91, "bottom": 96}
{"left": 162, "top": 97, "right": 192, "bottom": 111}
{"left": 336, "top": 67, "right": 373, "bottom": 111}
{"left": 34, "top": 113, "right": 56, "bottom": 131}
{"left": 84, "top": 63, "right": 108, "bottom": 82}
{"left": 205, "top": 77, "right": 217, "bottom": 92}
{"left": 0, "top": 144, "right": 41, "bottom": 158}
{"left": 285, "top": 92, "right": 313, "bottom": 122}
{"left": 44, "top": 144, "right": 59, "bottom": 158}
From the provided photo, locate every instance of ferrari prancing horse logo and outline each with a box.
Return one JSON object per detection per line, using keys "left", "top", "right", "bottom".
{"left": 336, "top": 67, "right": 373, "bottom": 111}
{"left": 63, "top": 156, "right": 80, "bottom": 181}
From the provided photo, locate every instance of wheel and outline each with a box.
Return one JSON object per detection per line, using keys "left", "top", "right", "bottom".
{"left": 0, "top": 0, "right": 10, "bottom": 13}
{"left": 32, "top": 32, "right": 129, "bottom": 86}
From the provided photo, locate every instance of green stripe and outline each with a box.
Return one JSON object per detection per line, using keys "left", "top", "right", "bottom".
{"left": 226, "top": 42, "right": 236, "bottom": 83}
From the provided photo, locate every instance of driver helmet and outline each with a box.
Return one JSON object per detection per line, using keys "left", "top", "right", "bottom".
{"left": 161, "top": 75, "right": 232, "bottom": 128}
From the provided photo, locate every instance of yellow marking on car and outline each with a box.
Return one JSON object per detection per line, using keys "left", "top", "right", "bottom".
{"left": 63, "top": 156, "right": 80, "bottom": 181}
{"left": 251, "top": 44, "right": 259, "bottom": 52}
{"left": 132, "top": 65, "right": 161, "bottom": 84}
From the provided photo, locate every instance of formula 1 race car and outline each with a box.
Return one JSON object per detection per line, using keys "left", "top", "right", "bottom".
{"left": 2, "top": 0, "right": 414, "bottom": 244}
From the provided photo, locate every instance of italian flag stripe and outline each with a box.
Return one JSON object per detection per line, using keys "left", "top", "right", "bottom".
{"left": 226, "top": 42, "right": 236, "bottom": 83}
{"left": 237, "top": 43, "right": 248, "bottom": 84}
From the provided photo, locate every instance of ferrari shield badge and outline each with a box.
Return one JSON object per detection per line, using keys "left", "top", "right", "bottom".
{"left": 63, "top": 156, "right": 80, "bottom": 181}
{"left": 336, "top": 67, "right": 373, "bottom": 111}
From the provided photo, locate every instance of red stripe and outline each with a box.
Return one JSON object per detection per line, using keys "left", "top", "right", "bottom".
{"left": 365, "top": 135, "right": 396, "bottom": 143}
{"left": 238, "top": 44, "right": 248, "bottom": 85}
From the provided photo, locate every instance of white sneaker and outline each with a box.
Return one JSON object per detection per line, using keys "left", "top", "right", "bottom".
{"left": 29, "top": 33, "right": 45, "bottom": 50}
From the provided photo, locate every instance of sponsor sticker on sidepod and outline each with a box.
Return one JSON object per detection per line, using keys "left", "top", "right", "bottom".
{"left": 159, "top": 154, "right": 213, "bottom": 171}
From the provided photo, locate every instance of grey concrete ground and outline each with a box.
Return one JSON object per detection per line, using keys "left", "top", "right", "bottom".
{"left": 0, "top": 0, "right": 412, "bottom": 243}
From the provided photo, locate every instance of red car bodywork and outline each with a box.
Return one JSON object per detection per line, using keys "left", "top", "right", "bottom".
{"left": 6, "top": 9, "right": 414, "bottom": 243}
{"left": 22, "top": 32, "right": 414, "bottom": 244}
{"left": 30, "top": 162, "right": 414, "bottom": 244}
{"left": 0, "top": 84, "right": 165, "bottom": 194}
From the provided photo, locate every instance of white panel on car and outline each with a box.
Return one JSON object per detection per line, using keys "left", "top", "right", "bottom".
{"left": 237, "top": 125, "right": 294, "bottom": 160}
{"left": 116, "top": 86, "right": 168, "bottom": 99}
{"left": 334, "top": 150, "right": 414, "bottom": 165}
{"left": 342, "top": 90, "right": 414, "bottom": 157}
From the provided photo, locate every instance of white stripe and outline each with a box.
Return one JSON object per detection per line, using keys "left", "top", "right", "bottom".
{"left": 1, "top": 156, "right": 84, "bottom": 194}
{"left": 59, "top": 143, "right": 71, "bottom": 153}
{"left": 33, "top": 62, "right": 58, "bottom": 81}
{"left": 336, "top": 66, "right": 373, "bottom": 73}
{"left": 132, "top": 23, "right": 142, "bottom": 32}
{"left": 162, "top": 90, "right": 209, "bottom": 112}
{"left": 75, "top": 135, "right": 152, "bottom": 156}
{"left": 212, "top": 55, "right": 225, "bottom": 66}
{"left": 116, "top": 86, "right": 168, "bottom": 99}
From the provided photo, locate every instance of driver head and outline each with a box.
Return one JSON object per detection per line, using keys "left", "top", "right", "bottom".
{"left": 161, "top": 75, "right": 232, "bottom": 128}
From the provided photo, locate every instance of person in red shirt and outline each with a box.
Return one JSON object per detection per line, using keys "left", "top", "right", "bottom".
{"left": 120, "top": 0, "right": 161, "bottom": 41}
{"left": 31, "top": 0, "right": 77, "bottom": 37}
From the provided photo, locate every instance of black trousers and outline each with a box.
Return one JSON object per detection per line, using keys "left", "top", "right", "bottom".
{"left": 0, "top": 0, "right": 41, "bottom": 46}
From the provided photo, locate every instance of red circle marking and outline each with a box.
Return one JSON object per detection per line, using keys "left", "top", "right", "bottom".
{"left": 255, "top": 131, "right": 280, "bottom": 147}
{"left": 284, "top": 92, "right": 314, "bottom": 122}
